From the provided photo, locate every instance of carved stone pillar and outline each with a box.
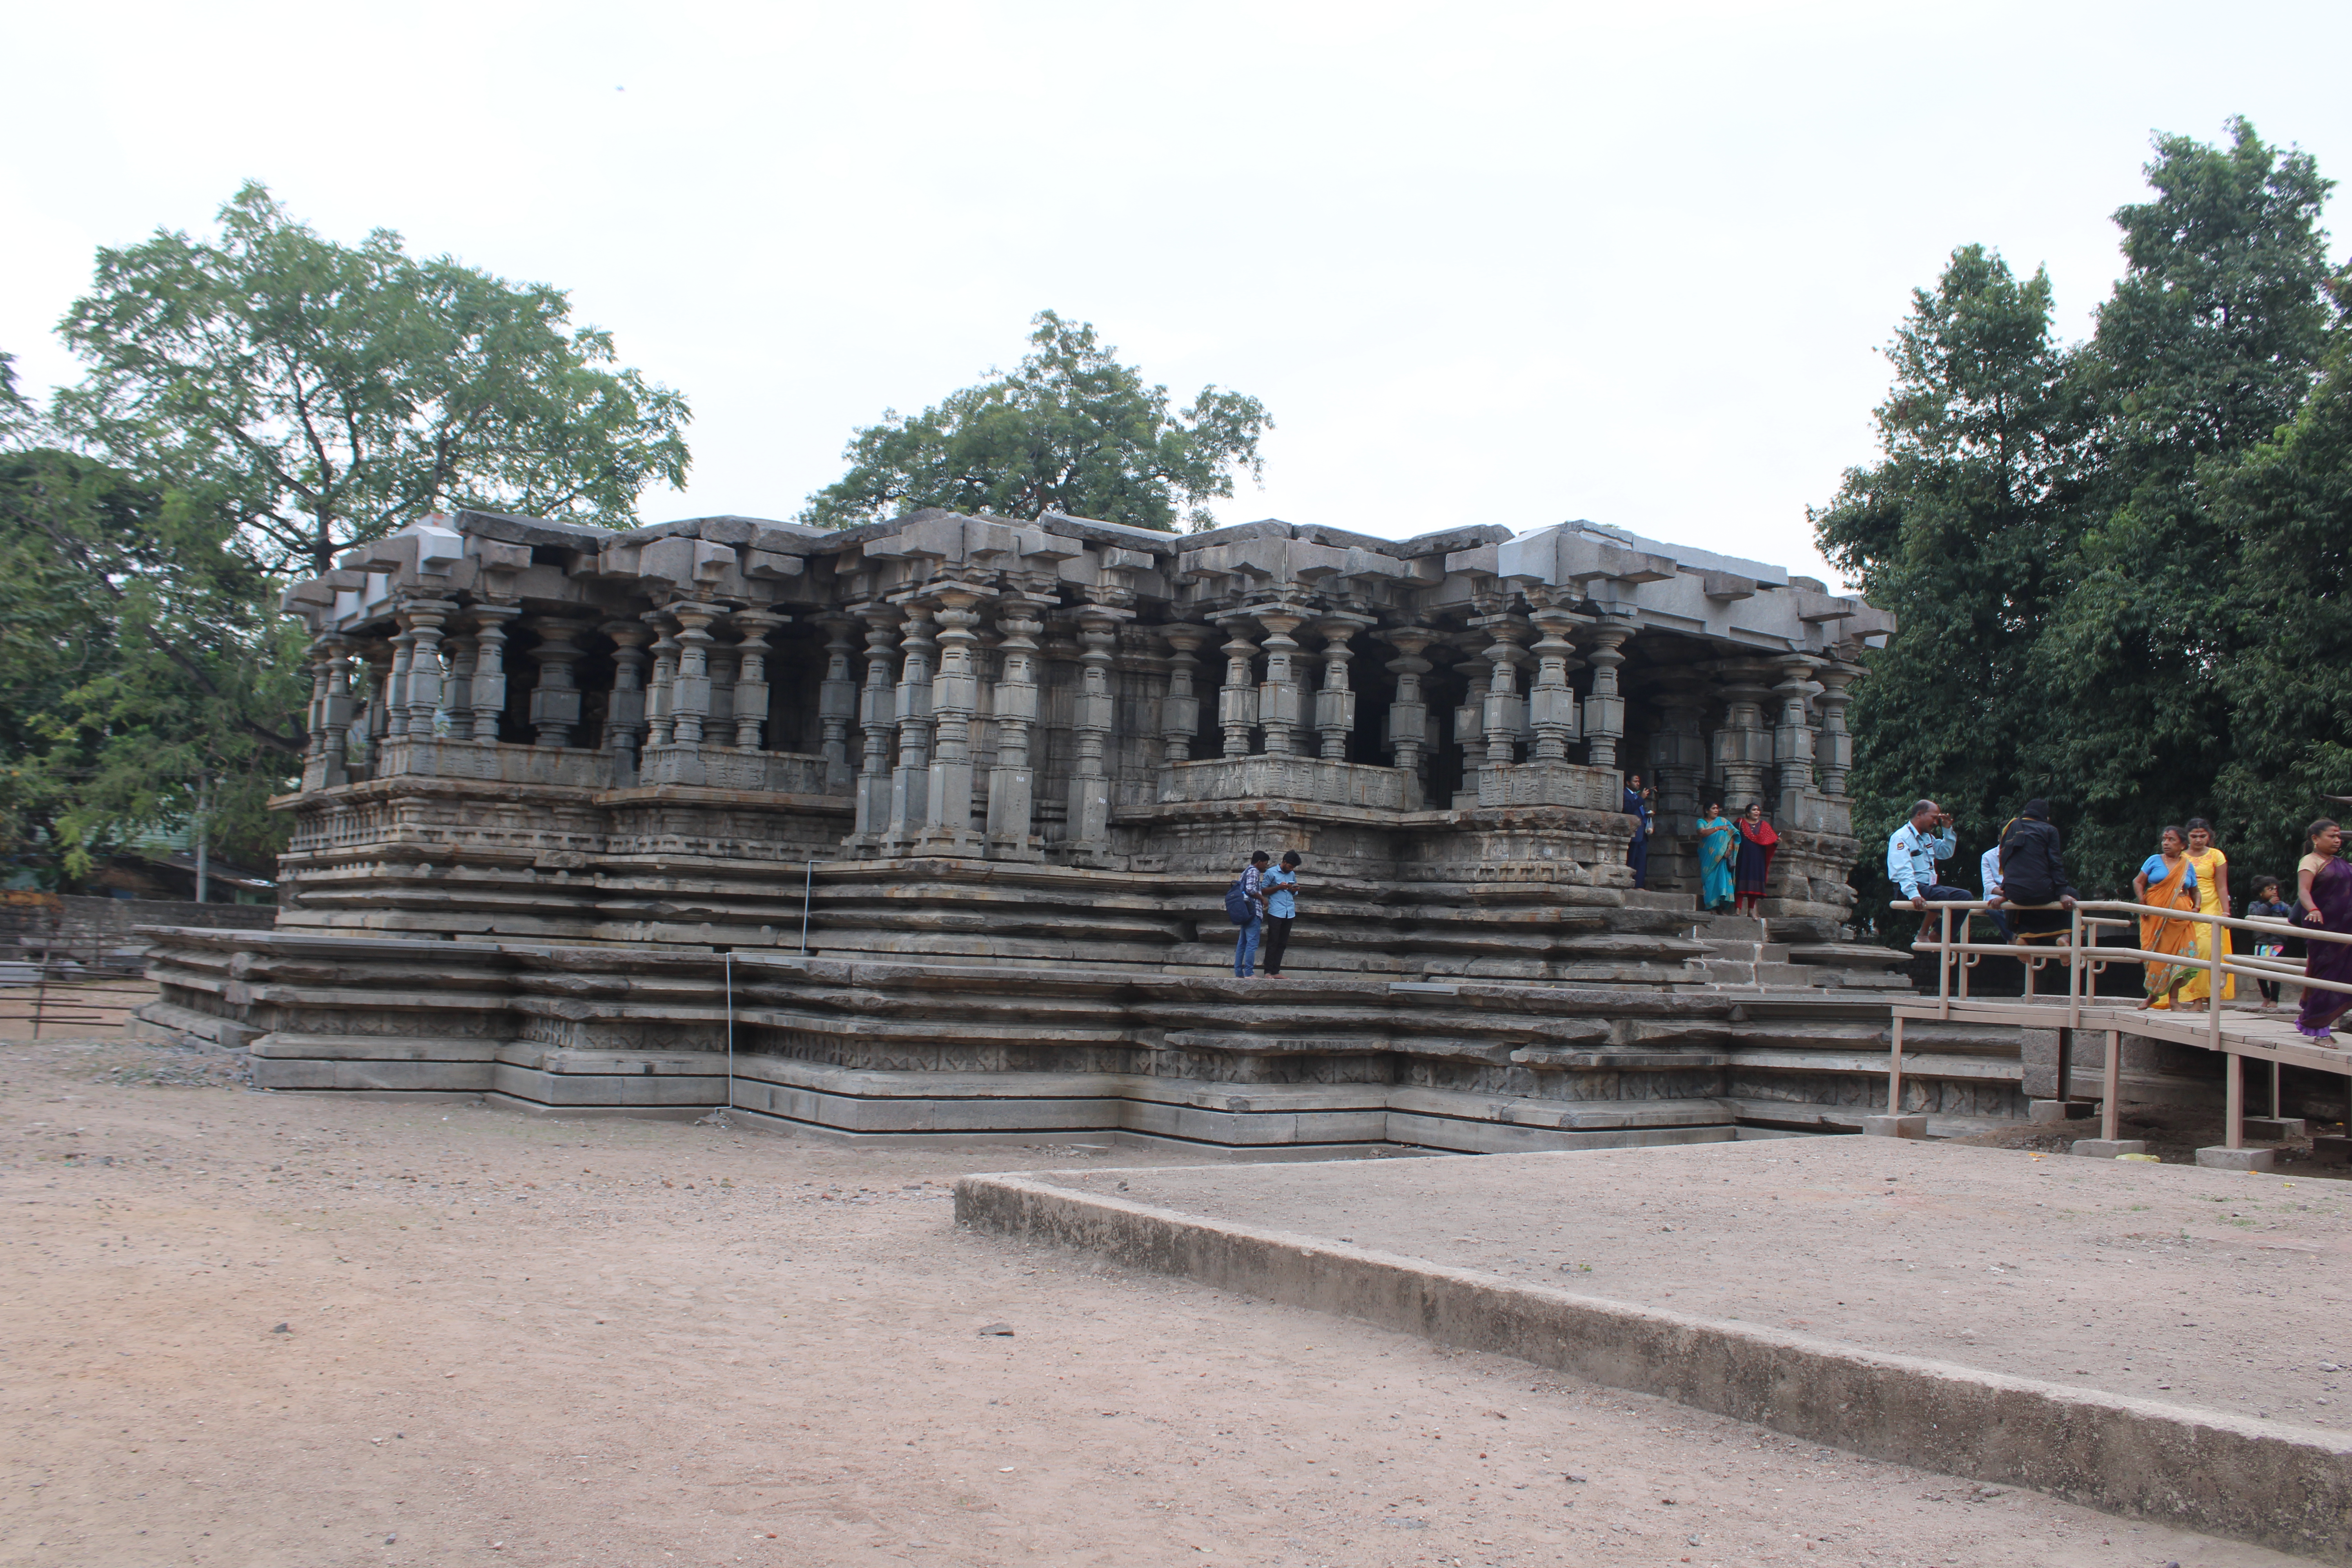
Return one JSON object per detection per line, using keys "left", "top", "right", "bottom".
{"left": 1215, "top": 616, "right": 1260, "bottom": 758}
{"left": 469, "top": 606, "right": 517, "bottom": 743}
{"left": 1524, "top": 605, "right": 1586, "bottom": 762}
{"left": 730, "top": 609, "right": 786, "bottom": 750}
{"left": 707, "top": 645, "right": 739, "bottom": 746}
{"left": 987, "top": 597, "right": 1044, "bottom": 857}
{"left": 1312, "top": 615, "right": 1368, "bottom": 762}
{"left": 817, "top": 615, "right": 858, "bottom": 793}
{"left": 1380, "top": 626, "right": 1434, "bottom": 807}
{"left": 853, "top": 606, "right": 902, "bottom": 843}
{"left": 361, "top": 641, "right": 395, "bottom": 752}
{"left": 1815, "top": 654, "right": 1859, "bottom": 797}
{"left": 1773, "top": 655, "right": 1824, "bottom": 812}
{"left": 1254, "top": 606, "right": 1308, "bottom": 757}
{"left": 1648, "top": 673, "right": 1710, "bottom": 831}
{"left": 643, "top": 612, "right": 681, "bottom": 750}
{"left": 1451, "top": 644, "right": 1492, "bottom": 804}
{"left": 1159, "top": 622, "right": 1208, "bottom": 766}
{"left": 669, "top": 603, "right": 720, "bottom": 748}
{"left": 385, "top": 624, "right": 416, "bottom": 739}
{"left": 397, "top": 599, "right": 455, "bottom": 739}
{"left": 1065, "top": 607, "right": 1122, "bottom": 857}
{"left": 923, "top": 588, "right": 985, "bottom": 853}
{"left": 1579, "top": 618, "right": 1633, "bottom": 771}
{"left": 1710, "top": 664, "right": 1775, "bottom": 812}
{"left": 604, "top": 621, "right": 652, "bottom": 780}
{"left": 526, "top": 618, "right": 586, "bottom": 747}
{"left": 888, "top": 603, "right": 936, "bottom": 843}
{"left": 1473, "top": 615, "right": 1530, "bottom": 771}
{"left": 441, "top": 635, "right": 477, "bottom": 734}
{"left": 303, "top": 636, "right": 336, "bottom": 762}
{"left": 303, "top": 636, "right": 352, "bottom": 789}
{"left": 316, "top": 642, "right": 355, "bottom": 768}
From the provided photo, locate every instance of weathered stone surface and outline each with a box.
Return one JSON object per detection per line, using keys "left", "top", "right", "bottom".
{"left": 169, "top": 506, "right": 1942, "bottom": 1144}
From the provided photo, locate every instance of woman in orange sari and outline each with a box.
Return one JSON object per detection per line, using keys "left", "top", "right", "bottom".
{"left": 2132, "top": 826, "right": 2201, "bottom": 1011}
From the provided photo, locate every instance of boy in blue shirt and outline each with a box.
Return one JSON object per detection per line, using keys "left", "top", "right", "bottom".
{"left": 1261, "top": 852, "right": 1302, "bottom": 978}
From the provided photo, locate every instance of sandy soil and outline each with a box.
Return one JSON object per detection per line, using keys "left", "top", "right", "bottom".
{"left": 0, "top": 1034, "right": 2306, "bottom": 1568}
{"left": 1049, "top": 1138, "right": 2352, "bottom": 1429}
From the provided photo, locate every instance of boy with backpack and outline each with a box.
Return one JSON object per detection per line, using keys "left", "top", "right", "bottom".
{"left": 1225, "top": 851, "right": 1270, "bottom": 978}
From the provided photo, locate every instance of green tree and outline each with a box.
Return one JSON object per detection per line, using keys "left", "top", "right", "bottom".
{"left": 2206, "top": 310, "right": 2352, "bottom": 878}
{"left": 0, "top": 445, "right": 303, "bottom": 885}
{"left": 2028, "top": 119, "right": 2337, "bottom": 882}
{"left": 1813, "top": 245, "right": 2084, "bottom": 854}
{"left": 802, "top": 311, "right": 1271, "bottom": 533}
{"left": 54, "top": 182, "right": 691, "bottom": 578}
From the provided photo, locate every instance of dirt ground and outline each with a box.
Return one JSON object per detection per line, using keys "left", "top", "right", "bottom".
{"left": 1052, "top": 1136, "right": 2352, "bottom": 1430}
{"left": 0, "top": 1033, "right": 2310, "bottom": 1568}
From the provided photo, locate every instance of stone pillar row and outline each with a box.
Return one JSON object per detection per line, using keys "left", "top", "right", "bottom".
{"left": 1198, "top": 604, "right": 1397, "bottom": 765}
{"left": 310, "top": 595, "right": 1849, "bottom": 848}
{"left": 848, "top": 592, "right": 1068, "bottom": 859}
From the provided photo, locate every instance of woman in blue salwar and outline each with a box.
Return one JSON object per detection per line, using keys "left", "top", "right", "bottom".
{"left": 1695, "top": 800, "right": 1736, "bottom": 915}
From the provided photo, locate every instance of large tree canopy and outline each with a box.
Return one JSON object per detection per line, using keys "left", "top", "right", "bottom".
{"left": 0, "top": 188, "right": 697, "bottom": 887}
{"left": 1813, "top": 245, "right": 2085, "bottom": 846}
{"left": 801, "top": 311, "right": 1271, "bottom": 533}
{"left": 1822, "top": 118, "right": 2347, "bottom": 900}
{"left": 53, "top": 182, "right": 691, "bottom": 578}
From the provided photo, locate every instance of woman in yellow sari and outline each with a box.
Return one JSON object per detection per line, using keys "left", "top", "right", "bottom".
{"left": 2132, "top": 826, "right": 2201, "bottom": 1011}
{"left": 2176, "top": 817, "right": 2234, "bottom": 1004}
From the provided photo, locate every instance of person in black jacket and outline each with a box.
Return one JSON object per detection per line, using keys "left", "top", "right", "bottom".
{"left": 1987, "top": 798, "right": 2079, "bottom": 944}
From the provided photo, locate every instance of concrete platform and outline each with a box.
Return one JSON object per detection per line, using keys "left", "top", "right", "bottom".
{"left": 958, "top": 1137, "right": 2352, "bottom": 1561}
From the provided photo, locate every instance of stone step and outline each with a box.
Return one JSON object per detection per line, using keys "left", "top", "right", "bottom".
{"left": 1699, "top": 940, "right": 1793, "bottom": 964}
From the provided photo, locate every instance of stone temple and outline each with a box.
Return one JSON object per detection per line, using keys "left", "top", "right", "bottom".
{"left": 143, "top": 507, "right": 2020, "bottom": 1153}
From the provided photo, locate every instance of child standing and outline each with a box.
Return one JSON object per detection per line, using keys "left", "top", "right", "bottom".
{"left": 2245, "top": 874, "right": 2296, "bottom": 1009}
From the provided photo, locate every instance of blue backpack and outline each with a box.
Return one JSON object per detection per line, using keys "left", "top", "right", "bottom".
{"left": 1223, "top": 876, "right": 1256, "bottom": 926}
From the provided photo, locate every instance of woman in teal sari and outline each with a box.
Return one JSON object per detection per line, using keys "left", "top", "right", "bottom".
{"left": 1695, "top": 800, "right": 1736, "bottom": 914}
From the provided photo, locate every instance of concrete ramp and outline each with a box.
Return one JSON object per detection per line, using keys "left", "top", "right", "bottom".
{"left": 956, "top": 1139, "right": 2352, "bottom": 1562}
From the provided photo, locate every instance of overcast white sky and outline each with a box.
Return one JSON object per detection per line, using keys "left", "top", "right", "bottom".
{"left": 6, "top": 2, "right": 2348, "bottom": 587}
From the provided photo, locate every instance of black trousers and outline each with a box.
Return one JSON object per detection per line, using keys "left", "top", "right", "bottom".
{"left": 1262, "top": 916, "right": 1294, "bottom": 974}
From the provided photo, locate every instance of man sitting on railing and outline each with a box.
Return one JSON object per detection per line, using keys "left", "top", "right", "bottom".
{"left": 1887, "top": 800, "right": 1969, "bottom": 911}
{"left": 1987, "top": 798, "right": 2079, "bottom": 944}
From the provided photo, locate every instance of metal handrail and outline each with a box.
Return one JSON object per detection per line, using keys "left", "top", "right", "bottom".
{"left": 1883, "top": 897, "right": 2352, "bottom": 1151}
{"left": 1890, "top": 897, "right": 2352, "bottom": 1026}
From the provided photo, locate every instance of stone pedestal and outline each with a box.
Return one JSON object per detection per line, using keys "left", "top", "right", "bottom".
{"left": 2071, "top": 1139, "right": 2149, "bottom": 1158}
{"left": 2194, "top": 1146, "right": 2275, "bottom": 1171}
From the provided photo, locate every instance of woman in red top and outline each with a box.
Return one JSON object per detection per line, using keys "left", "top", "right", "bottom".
{"left": 1733, "top": 801, "right": 1779, "bottom": 914}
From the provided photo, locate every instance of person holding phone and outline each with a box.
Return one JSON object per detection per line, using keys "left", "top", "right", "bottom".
{"left": 1260, "top": 851, "right": 1302, "bottom": 978}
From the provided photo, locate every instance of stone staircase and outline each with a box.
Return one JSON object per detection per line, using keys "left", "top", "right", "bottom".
{"left": 1679, "top": 912, "right": 1913, "bottom": 993}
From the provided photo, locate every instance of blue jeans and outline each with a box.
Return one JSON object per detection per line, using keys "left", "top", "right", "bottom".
{"left": 1234, "top": 916, "right": 1263, "bottom": 976}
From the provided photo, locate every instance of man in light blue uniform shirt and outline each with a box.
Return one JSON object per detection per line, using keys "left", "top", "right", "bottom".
{"left": 1887, "top": 799, "right": 1969, "bottom": 910}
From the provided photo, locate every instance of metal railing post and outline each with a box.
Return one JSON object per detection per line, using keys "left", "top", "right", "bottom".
{"left": 1888, "top": 1013, "right": 1905, "bottom": 1117}
{"left": 2068, "top": 901, "right": 2084, "bottom": 1030}
{"left": 1936, "top": 904, "right": 1953, "bottom": 1019}
{"left": 2206, "top": 907, "right": 2224, "bottom": 1059}
{"left": 2102, "top": 1027, "right": 2121, "bottom": 1142}
{"left": 2226, "top": 1052, "right": 2243, "bottom": 1151}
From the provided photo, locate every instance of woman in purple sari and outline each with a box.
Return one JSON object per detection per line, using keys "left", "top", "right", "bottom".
{"left": 2296, "top": 818, "right": 2352, "bottom": 1041}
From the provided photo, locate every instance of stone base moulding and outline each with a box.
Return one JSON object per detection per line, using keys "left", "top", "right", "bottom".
{"left": 953, "top": 1170, "right": 2352, "bottom": 1563}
